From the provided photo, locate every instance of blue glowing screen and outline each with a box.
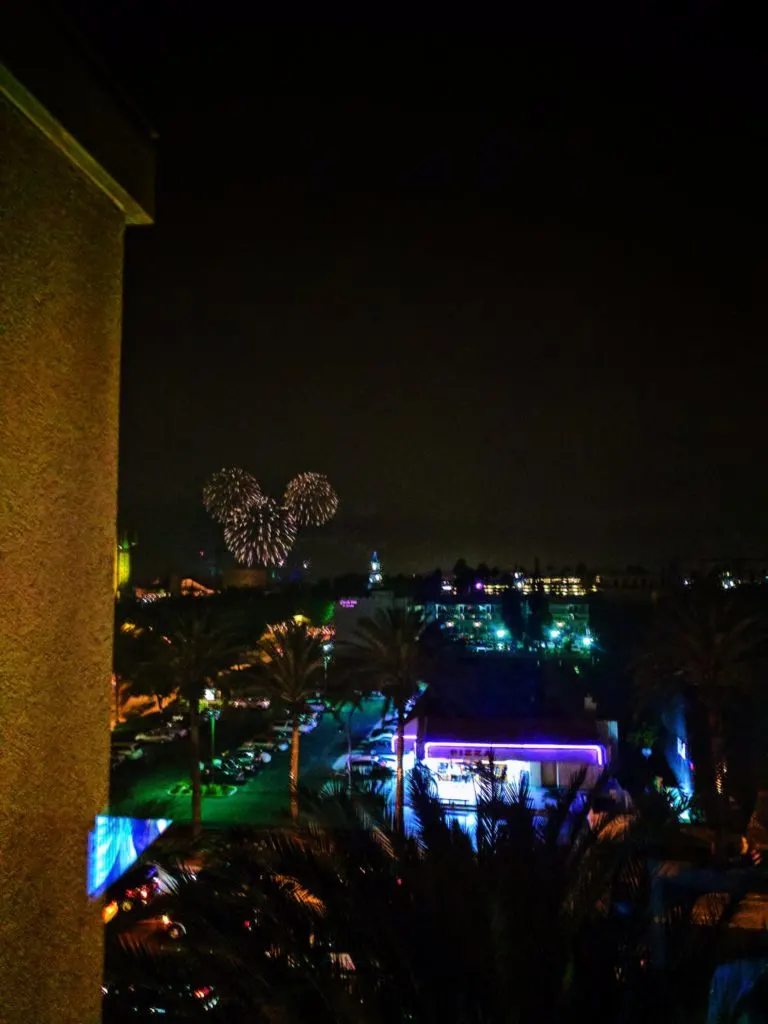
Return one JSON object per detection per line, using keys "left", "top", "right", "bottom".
{"left": 87, "top": 815, "right": 171, "bottom": 898}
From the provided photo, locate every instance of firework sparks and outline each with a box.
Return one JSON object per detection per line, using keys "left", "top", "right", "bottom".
{"left": 224, "top": 499, "right": 297, "bottom": 567}
{"left": 202, "top": 467, "right": 263, "bottom": 524}
{"left": 284, "top": 472, "right": 339, "bottom": 527}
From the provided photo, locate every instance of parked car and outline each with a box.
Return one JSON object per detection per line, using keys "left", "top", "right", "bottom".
{"left": 225, "top": 752, "right": 262, "bottom": 775}
{"left": 202, "top": 764, "right": 246, "bottom": 786}
{"left": 367, "top": 727, "right": 396, "bottom": 744}
{"left": 231, "top": 696, "right": 270, "bottom": 709}
{"left": 111, "top": 864, "right": 161, "bottom": 912}
{"left": 156, "top": 913, "right": 187, "bottom": 941}
{"left": 221, "top": 754, "right": 257, "bottom": 777}
{"left": 337, "top": 754, "right": 394, "bottom": 777}
{"left": 134, "top": 728, "right": 175, "bottom": 743}
{"left": 239, "top": 742, "right": 273, "bottom": 763}
{"left": 253, "top": 731, "right": 290, "bottom": 751}
{"left": 243, "top": 739, "right": 276, "bottom": 754}
{"left": 241, "top": 738, "right": 275, "bottom": 752}
{"left": 111, "top": 741, "right": 144, "bottom": 760}
{"left": 272, "top": 719, "right": 315, "bottom": 735}
{"left": 356, "top": 740, "right": 396, "bottom": 759}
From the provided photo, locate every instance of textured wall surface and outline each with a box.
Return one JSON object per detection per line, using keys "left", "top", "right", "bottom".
{"left": 0, "top": 94, "right": 124, "bottom": 1024}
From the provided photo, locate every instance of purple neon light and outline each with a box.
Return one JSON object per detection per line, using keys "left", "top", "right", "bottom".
{"left": 338, "top": 598, "right": 358, "bottom": 608}
{"left": 422, "top": 740, "right": 605, "bottom": 766}
{"left": 391, "top": 735, "right": 605, "bottom": 766}
{"left": 393, "top": 723, "right": 418, "bottom": 755}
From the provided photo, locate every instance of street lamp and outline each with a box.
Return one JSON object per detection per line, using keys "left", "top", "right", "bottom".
{"left": 208, "top": 708, "right": 221, "bottom": 760}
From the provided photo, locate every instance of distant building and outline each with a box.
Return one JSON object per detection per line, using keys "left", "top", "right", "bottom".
{"left": 402, "top": 665, "right": 618, "bottom": 807}
{"left": 597, "top": 568, "right": 660, "bottom": 600}
{"left": 334, "top": 590, "right": 406, "bottom": 644}
{"left": 422, "top": 597, "right": 513, "bottom": 652}
{"left": 221, "top": 567, "right": 268, "bottom": 589}
{"left": 470, "top": 574, "right": 593, "bottom": 597}
{"left": 169, "top": 577, "right": 216, "bottom": 598}
{"left": 368, "top": 550, "right": 383, "bottom": 590}
{"left": 545, "top": 597, "right": 594, "bottom": 653}
{"left": 133, "top": 584, "right": 170, "bottom": 603}
{"left": 681, "top": 559, "right": 768, "bottom": 589}
{"left": 520, "top": 575, "right": 591, "bottom": 597}
{"left": 402, "top": 715, "right": 613, "bottom": 798}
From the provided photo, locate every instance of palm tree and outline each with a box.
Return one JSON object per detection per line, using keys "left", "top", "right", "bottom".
{"left": 634, "top": 583, "right": 767, "bottom": 818}
{"left": 113, "top": 616, "right": 177, "bottom": 721}
{"left": 324, "top": 665, "right": 376, "bottom": 796}
{"left": 256, "top": 619, "right": 327, "bottom": 821}
{"left": 109, "top": 761, "right": 753, "bottom": 1023}
{"left": 337, "top": 607, "right": 428, "bottom": 833}
{"left": 155, "top": 612, "right": 242, "bottom": 836}
{"left": 107, "top": 771, "right": 661, "bottom": 1024}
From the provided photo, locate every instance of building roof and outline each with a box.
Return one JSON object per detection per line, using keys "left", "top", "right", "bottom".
{"left": 417, "top": 652, "right": 578, "bottom": 718}
{"left": 404, "top": 653, "right": 608, "bottom": 754}
{"left": 412, "top": 715, "right": 604, "bottom": 746}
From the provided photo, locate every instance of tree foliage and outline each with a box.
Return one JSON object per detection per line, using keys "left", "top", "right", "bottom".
{"left": 105, "top": 768, "right": 734, "bottom": 1024}
{"left": 336, "top": 608, "right": 428, "bottom": 832}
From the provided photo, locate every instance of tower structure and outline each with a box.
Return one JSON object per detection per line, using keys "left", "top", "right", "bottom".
{"left": 114, "top": 533, "right": 135, "bottom": 595}
{"left": 368, "top": 550, "right": 383, "bottom": 589}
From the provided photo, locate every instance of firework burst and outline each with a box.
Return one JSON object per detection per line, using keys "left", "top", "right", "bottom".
{"left": 224, "top": 499, "right": 297, "bottom": 567}
{"left": 202, "top": 467, "right": 263, "bottom": 524}
{"left": 284, "top": 472, "right": 339, "bottom": 527}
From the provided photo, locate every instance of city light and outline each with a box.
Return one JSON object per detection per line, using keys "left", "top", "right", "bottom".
{"left": 421, "top": 740, "right": 606, "bottom": 766}
{"left": 549, "top": 628, "right": 561, "bottom": 639}
{"left": 495, "top": 627, "right": 508, "bottom": 639}
{"left": 368, "top": 551, "right": 383, "bottom": 589}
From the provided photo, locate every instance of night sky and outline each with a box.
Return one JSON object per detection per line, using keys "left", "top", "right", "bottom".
{"left": 67, "top": 2, "right": 766, "bottom": 578}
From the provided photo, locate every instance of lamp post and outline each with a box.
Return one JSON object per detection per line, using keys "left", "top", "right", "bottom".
{"left": 209, "top": 708, "right": 221, "bottom": 761}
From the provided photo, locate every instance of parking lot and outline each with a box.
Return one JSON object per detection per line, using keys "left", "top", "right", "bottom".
{"left": 109, "top": 698, "right": 388, "bottom": 827}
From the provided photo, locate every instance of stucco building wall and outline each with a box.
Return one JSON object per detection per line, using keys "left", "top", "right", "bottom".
{"left": 0, "top": 93, "right": 124, "bottom": 1024}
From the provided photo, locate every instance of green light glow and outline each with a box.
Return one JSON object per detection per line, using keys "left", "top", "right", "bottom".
{"left": 116, "top": 535, "right": 133, "bottom": 591}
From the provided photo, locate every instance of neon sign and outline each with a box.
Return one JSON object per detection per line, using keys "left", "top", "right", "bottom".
{"left": 404, "top": 739, "right": 605, "bottom": 766}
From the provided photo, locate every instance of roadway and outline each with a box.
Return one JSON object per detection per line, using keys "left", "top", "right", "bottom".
{"left": 109, "top": 699, "right": 386, "bottom": 828}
